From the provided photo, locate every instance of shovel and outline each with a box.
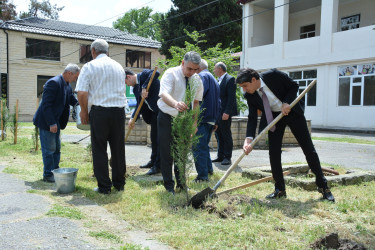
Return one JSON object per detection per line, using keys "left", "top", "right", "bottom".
{"left": 125, "top": 67, "right": 158, "bottom": 142}
{"left": 189, "top": 79, "right": 317, "bottom": 208}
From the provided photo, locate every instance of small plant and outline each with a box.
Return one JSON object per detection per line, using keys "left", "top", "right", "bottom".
{"left": 0, "top": 98, "right": 10, "bottom": 141}
{"left": 121, "top": 243, "right": 149, "bottom": 250}
{"left": 9, "top": 103, "right": 21, "bottom": 144}
{"left": 89, "top": 231, "right": 122, "bottom": 243}
{"left": 171, "top": 74, "right": 202, "bottom": 202}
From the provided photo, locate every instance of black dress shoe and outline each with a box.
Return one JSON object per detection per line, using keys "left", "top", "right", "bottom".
{"left": 93, "top": 187, "right": 111, "bottom": 195}
{"left": 212, "top": 158, "right": 223, "bottom": 163}
{"left": 146, "top": 166, "right": 160, "bottom": 175}
{"left": 42, "top": 175, "right": 55, "bottom": 183}
{"left": 140, "top": 160, "right": 153, "bottom": 169}
{"left": 266, "top": 189, "right": 287, "bottom": 199}
{"left": 221, "top": 158, "right": 231, "bottom": 165}
{"left": 318, "top": 187, "right": 335, "bottom": 202}
{"left": 193, "top": 178, "right": 209, "bottom": 183}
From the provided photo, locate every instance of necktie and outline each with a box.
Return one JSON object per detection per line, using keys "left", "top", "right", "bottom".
{"left": 185, "top": 77, "right": 192, "bottom": 109}
{"left": 259, "top": 87, "right": 276, "bottom": 132}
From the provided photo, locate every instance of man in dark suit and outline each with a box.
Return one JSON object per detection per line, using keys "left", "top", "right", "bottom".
{"left": 125, "top": 69, "right": 160, "bottom": 175}
{"left": 33, "top": 63, "right": 80, "bottom": 182}
{"left": 236, "top": 68, "right": 335, "bottom": 202}
{"left": 213, "top": 62, "right": 238, "bottom": 165}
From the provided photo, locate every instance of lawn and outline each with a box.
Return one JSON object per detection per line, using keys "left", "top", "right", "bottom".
{"left": 0, "top": 130, "right": 374, "bottom": 249}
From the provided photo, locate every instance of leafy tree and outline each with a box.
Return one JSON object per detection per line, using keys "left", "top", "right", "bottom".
{"left": 19, "top": 0, "right": 64, "bottom": 20}
{"left": 157, "top": 30, "right": 247, "bottom": 113}
{"left": 0, "top": 0, "right": 17, "bottom": 21}
{"left": 159, "top": 0, "right": 242, "bottom": 57}
{"left": 113, "top": 6, "right": 164, "bottom": 41}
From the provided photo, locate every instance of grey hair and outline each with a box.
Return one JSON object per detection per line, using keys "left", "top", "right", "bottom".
{"left": 90, "top": 39, "right": 109, "bottom": 54}
{"left": 199, "top": 59, "right": 208, "bottom": 70}
{"left": 184, "top": 51, "right": 201, "bottom": 65}
{"left": 64, "top": 63, "right": 80, "bottom": 74}
{"left": 216, "top": 62, "right": 227, "bottom": 72}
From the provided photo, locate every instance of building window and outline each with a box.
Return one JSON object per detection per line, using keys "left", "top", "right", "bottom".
{"left": 1, "top": 73, "right": 7, "bottom": 100}
{"left": 338, "top": 63, "right": 375, "bottom": 106}
{"left": 79, "top": 44, "right": 93, "bottom": 63}
{"left": 289, "top": 70, "right": 317, "bottom": 106}
{"left": 340, "top": 14, "right": 360, "bottom": 31}
{"left": 37, "top": 75, "right": 53, "bottom": 99}
{"left": 26, "top": 38, "right": 60, "bottom": 61}
{"left": 126, "top": 50, "right": 151, "bottom": 69}
{"left": 300, "top": 24, "right": 315, "bottom": 39}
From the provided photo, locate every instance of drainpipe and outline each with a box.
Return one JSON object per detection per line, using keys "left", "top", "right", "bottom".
{"left": 2, "top": 28, "right": 9, "bottom": 108}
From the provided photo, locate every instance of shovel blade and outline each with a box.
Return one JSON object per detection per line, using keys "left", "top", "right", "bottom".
{"left": 189, "top": 187, "right": 215, "bottom": 209}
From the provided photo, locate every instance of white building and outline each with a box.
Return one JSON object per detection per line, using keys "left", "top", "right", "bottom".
{"left": 239, "top": 0, "right": 375, "bottom": 131}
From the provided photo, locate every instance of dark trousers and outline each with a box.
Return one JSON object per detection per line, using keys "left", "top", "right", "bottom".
{"left": 215, "top": 116, "right": 233, "bottom": 160}
{"left": 149, "top": 111, "right": 160, "bottom": 169}
{"left": 90, "top": 106, "right": 126, "bottom": 192}
{"left": 157, "top": 110, "right": 181, "bottom": 191}
{"left": 193, "top": 123, "right": 214, "bottom": 180}
{"left": 268, "top": 111, "right": 327, "bottom": 191}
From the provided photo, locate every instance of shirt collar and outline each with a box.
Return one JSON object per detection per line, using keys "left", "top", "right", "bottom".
{"left": 96, "top": 53, "right": 107, "bottom": 60}
{"left": 218, "top": 72, "right": 227, "bottom": 82}
{"left": 258, "top": 78, "right": 266, "bottom": 91}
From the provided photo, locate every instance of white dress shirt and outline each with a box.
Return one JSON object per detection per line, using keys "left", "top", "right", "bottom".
{"left": 258, "top": 78, "right": 282, "bottom": 112}
{"left": 75, "top": 54, "right": 126, "bottom": 110}
{"left": 157, "top": 65, "right": 203, "bottom": 117}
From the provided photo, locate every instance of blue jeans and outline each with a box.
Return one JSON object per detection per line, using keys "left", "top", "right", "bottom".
{"left": 193, "top": 123, "right": 214, "bottom": 180}
{"left": 39, "top": 128, "right": 61, "bottom": 177}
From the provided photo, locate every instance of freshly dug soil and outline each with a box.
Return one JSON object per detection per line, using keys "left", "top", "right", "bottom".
{"left": 310, "top": 233, "right": 367, "bottom": 250}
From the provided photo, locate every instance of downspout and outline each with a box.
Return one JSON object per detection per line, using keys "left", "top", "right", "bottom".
{"left": 3, "top": 28, "right": 9, "bottom": 108}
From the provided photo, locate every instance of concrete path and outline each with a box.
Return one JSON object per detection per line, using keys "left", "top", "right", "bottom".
{"left": 0, "top": 165, "right": 171, "bottom": 250}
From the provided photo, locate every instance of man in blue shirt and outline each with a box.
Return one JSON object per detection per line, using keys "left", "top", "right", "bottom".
{"left": 193, "top": 59, "right": 221, "bottom": 182}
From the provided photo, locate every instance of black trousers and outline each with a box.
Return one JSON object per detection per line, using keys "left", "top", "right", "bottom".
{"left": 268, "top": 111, "right": 327, "bottom": 191}
{"left": 215, "top": 116, "right": 233, "bottom": 160}
{"left": 157, "top": 110, "right": 181, "bottom": 191}
{"left": 149, "top": 111, "right": 160, "bottom": 169}
{"left": 90, "top": 106, "right": 126, "bottom": 192}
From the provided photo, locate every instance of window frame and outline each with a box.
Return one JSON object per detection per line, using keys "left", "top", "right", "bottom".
{"left": 79, "top": 44, "right": 93, "bottom": 64}
{"left": 300, "top": 24, "right": 315, "bottom": 39}
{"left": 26, "top": 38, "right": 61, "bottom": 61}
{"left": 288, "top": 69, "right": 317, "bottom": 107}
{"left": 338, "top": 63, "right": 375, "bottom": 106}
{"left": 126, "top": 50, "right": 151, "bottom": 69}
{"left": 340, "top": 14, "right": 360, "bottom": 31}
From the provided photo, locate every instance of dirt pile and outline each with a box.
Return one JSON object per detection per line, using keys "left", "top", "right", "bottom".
{"left": 310, "top": 233, "right": 367, "bottom": 250}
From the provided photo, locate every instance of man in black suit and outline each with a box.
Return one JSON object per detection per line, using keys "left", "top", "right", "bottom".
{"left": 125, "top": 69, "right": 160, "bottom": 175}
{"left": 236, "top": 68, "right": 335, "bottom": 202}
{"left": 213, "top": 62, "right": 238, "bottom": 165}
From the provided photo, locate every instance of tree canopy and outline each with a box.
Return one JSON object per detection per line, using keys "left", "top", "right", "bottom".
{"left": 19, "top": 0, "right": 64, "bottom": 20}
{"left": 0, "top": 0, "right": 17, "bottom": 21}
{"left": 159, "top": 0, "right": 242, "bottom": 57}
{"left": 113, "top": 6, "right": 164, "bottom": 42}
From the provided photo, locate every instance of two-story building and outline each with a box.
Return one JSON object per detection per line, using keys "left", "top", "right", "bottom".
{"left": 0, "top": 17, "right": 163, "bottom": 120}
{"left": 239, "top": 0, "right": 375, "bottom": 131}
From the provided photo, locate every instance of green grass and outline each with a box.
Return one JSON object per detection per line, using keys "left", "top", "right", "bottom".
{"left": 1, "top": 131, "right": 374, "bottom": 249}
{"left": 121, "top": 243, "right": 149, "bottom": 250}
{"left": 47, "top": 204, "right": 84, "bottom": 220}
{"left": 312, "top": 136, "right": 375, "bottom": 145}
{"left": 89, "top": 231, "right": 123, "bottom": 244}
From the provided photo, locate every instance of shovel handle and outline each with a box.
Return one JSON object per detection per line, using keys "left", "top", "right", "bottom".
{"left": 125, "top": 67, "right": 158, "bottom": 142}
{"left": 216, "top": 171, "right": 290, "bottom": 196}
{"left": 212, "top": 80, "right": 317, "bottom": 192}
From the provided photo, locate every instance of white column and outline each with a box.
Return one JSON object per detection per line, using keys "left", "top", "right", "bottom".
{"left": 320, "top": 0, "right": 339, "bottom": 56}
{"left": 241, "top": 3, "right": 254, "bottom": 68}
{"left": 274, "top": 0, "right": 289, "bottom": 60}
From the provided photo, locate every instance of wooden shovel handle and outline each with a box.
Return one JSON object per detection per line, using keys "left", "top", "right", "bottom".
{"left": 125, "top": 67, "right": 158, "bottom": 142}
{"left": 216, "top": 171, "right": 290, "bottom": 196}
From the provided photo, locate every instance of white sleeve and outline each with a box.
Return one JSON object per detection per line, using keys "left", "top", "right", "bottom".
{"left": 159, "top": 69, "right": 174, "bottom": 96}
{"left": 194, "top": 74, "right": 203, "bottom": 101}
{"left": 75, "top": 64, "right": 90, "bottom": 92}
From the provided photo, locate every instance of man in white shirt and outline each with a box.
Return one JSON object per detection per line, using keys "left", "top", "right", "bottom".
{"left": 76, "top": 39, "right": 126, "bottom": 195}
{"left": 157, "top": 51, "right": 204, "bottom": 194}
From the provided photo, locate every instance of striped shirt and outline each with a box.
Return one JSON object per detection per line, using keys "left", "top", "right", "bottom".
{"left": 158, "top": 65, "right": 203, "bottom": 117}
{"left": 75, "top": 54, "right": 126, "bottom": 110}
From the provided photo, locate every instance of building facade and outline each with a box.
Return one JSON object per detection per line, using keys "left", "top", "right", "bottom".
{"left": 0, "top": 17, "right": 163, "bottom": 121}
{"left": 240, "top": 0, "right": 375, "bottom": 131}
